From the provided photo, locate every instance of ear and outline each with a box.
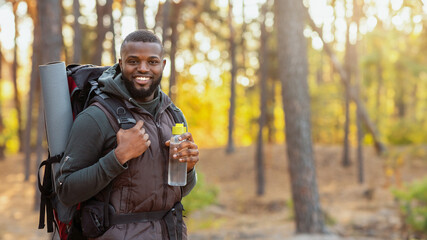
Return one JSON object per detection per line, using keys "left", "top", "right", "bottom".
{"left": 119, "top": 58, "right": 123, "bottom": 71}
{"left": 162, "top": 59, "right": 166, "bottom": 71}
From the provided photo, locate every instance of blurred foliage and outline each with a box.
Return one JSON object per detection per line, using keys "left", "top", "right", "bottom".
{"left": 2, "top": 109, "right": 19, "bottom": 153}
{"left": 181, "top": 172, "right": 218, "bottom": 215}
{"left": 393, "top": 178, "right": 427, "bottom": 237}
{"left": 386, "top": 120, "right": 427, "bottom": 145}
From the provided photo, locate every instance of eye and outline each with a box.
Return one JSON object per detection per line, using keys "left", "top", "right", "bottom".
{"left": 128, "top": 59, "right": 138, "bottom": 65}
{"left": 149, "top": 59, "right": 160, "bottom": 65}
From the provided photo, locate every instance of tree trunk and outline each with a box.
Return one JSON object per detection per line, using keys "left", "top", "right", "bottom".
{"left": 12, "top": 3, "right": 24, "bottom": 153}
{"left": 24, "top": 18, "right": 42, "bottom": 181}
{"left": 154, "top": 2, "right": 164, "bottom": 32}
{"left": 342, "top": 17, "right": 352, "bottom": 168}
{"left": 306, "top": 10, "right": 386, "bottom": 154}
{"left": 38, "top": 0, "right": 63, "bottom": 63}
{"left": 168, "top": 1, "right": 182, "bottom": 102}
{"left": 255, "top": 2, "right": 268, "bottom": 196}
{"left": 226, "top": 0, "right": 237, "bottom": 154}
{"left": 375, "top": 61, "right": 383, "bottom": 125}
{"left": 394, "top": 63, "right": 406, "bottom": 118}
{"left": 352, "top": 0, "right": 364, "bottom": 184}
{"left": 267, "top": 79, "right": 276, "bottom": 143}
{"left": 34, "top": 90, "right": 45, "bottom": 210}
{"left": 356, "top": 94, "right": 364, "bottom": 184}
{"left": 240, "top": 0, "right": 246, "bottom": 71}
{"left": 276, "top": 0, "right": 325, "bottom": 233}
{"left": 110, "top": 13, "right": 117, "bottom": 63}
{"left": 136, "top": 0, "right": 147, "bottom": 29}
{"left": 342, "top": 85, "right": 351, "bottom": 167}
{"left": 162, "top": 0, "right": 171, "bottom": 43}
{"left": 354, "top": 36, "right": 365, "bottom": 183}
{"left": 92, "top": 0, "right": 113, "bottom": 65}
{"left": 72, "top": 0, "right": 82, "bottom": 63}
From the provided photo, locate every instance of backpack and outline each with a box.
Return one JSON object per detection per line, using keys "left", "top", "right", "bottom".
{"left": 37, "top": 64, "right": 186, "bottom": 240}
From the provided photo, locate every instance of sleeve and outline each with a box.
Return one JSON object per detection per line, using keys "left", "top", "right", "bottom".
{"left": 179, "top": 111, "right": 197, "bottom": 197}
{"left": 182, "top": 167, "right": 197, "bottom": 198}
{"left": 55, "top": 107, "right": 127, "bottom": 207}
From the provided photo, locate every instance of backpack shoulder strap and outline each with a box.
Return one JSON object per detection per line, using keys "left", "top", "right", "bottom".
{"left": 37, "top": 153, "right": 63, "bottom": 233}
{"left": 167, "top": 102, "right": 187, "bottom": 128}
{"left": 90, "top": 94, "right": 136, "bottom": 131}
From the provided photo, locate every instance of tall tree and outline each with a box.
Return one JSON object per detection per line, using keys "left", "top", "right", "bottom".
{"left": 92, "top": 0, "right": 113, "bottom": 65}
{"left": 110, "top": 12, "right": 117, "bottom": 63}
{"left": 34, "top": 90, "right": 45, "bottom": 210}
{"left": 24, "top": 6, "right": 42, "bottom": 181}
{"left": 168, "top": 0, "right": 182, "bottom": 102}
{"left": 161, "top": 0, "right": 171, "bottom": 43}
{"left": 352, "top": 0, "right": 364, "bottom": 184}
{"left": 38, "top": 0, "right": 63, "bottom": 62}
{"left": 342, "top": 13, "right": 352, "bottom": 167}
{"left": 255, "top": 1, "right": 268, "bottom": 196}
{"left": 226, "top": 0, "right": 237, "bottom": 153}
{"left": 154, "top": 1, "right": 164, "bottom": 33}
{"left": 30, "top": 18, "right": 43, "bottom": 208}
{"left": 136, "top": 0, "right": 147, "bottom": 29}
{"left": 12, "top": 2, "right": 23, "bottom": 152}
{"left": 72, "top": 0, "right": 82, "bottom": 63}
{"left": 375, "top": 37, "right": 384, "bottom": 125}
{"left": 267, "top": 27, "right": 278, "bottom": 144}
{"left": 276, "top": 0, "right": 325, "bottom": 233}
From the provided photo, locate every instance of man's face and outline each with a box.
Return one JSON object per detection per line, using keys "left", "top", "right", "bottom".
{"left": 119, "top": 41, "right": 166, "bottom": 102}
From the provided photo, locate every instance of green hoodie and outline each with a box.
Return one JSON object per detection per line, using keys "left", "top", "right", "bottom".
{"left": 55, "top": 64, "right": 196, "bottom": 215}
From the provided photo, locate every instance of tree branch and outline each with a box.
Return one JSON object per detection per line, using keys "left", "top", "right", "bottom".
{"left": 305, "top": 7, "right": 386, "bottom": 155}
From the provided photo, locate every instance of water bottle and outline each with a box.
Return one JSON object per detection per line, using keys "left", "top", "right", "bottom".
{"left": 168, "top": 123, "right": 187, "bottom": 186}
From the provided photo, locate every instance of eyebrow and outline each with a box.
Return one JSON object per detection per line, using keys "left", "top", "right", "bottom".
{"left": 126, "top": 55, "right": 161, "bottom": 59}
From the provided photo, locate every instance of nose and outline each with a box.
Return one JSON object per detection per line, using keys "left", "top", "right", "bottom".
{"left": 137, "top": 61, "right": 149, "bottom": 72}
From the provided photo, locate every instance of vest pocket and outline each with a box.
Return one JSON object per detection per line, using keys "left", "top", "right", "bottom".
{"left": 119, "top": 186, "right": 130, "bottom": 213}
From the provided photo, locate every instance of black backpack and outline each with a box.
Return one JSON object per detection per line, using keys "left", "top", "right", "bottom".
{"left": 37, "top": 64, "right": 185, "bottom": 239}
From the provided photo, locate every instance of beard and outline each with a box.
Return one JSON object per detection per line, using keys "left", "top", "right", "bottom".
{"left": 123, "top": 74, "right": 162, "bottom": 101}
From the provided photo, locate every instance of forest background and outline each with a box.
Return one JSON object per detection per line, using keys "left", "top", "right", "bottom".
{"left": 1, "top": 0, "right": 427, "bottom": 239}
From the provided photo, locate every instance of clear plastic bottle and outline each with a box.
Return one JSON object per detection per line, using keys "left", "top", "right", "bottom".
{"left": 168, "top": 123, "right": 187, "bottom": 186}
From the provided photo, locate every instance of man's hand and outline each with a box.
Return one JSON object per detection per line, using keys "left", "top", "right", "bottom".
{"left": 115, "top": 120, "right": 151, "bottom": 165}
{"left": 165, "top": 132, "right": 199, "bottom": 172}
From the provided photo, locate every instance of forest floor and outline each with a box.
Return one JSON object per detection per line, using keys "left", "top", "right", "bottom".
{"left": 0, "top": 144, "right": 426, "bottom": 240}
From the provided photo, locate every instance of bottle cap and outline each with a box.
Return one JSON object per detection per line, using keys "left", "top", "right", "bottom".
{"left": 172, "top": 123, "right": 186, "bottom": 135}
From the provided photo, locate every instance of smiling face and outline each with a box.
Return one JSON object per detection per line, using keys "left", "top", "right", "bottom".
{"left": 119, "top": 41, "right": 166, "bottom": 102}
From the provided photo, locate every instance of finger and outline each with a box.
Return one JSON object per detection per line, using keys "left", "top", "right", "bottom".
{"left": 179, "top": 132, "right": 194, "bottom": 142}
{"left": 134, "top": 120, "right": 144, "bottom": 129}
{"left": 176, "top": 148, "right": 199, "bottom": 158}
{"left": 145, "top": 140, "right": 151, "bottom": 147}
{"left": 164, "top": 140, "right": 170, "bottom": 147}
{"left": 143, "top": 133, "right": 149, "bottom": 141}
{"left": 140, "top": 127, "right": 146, "bottom": 135}
{"left": 179, "top": 156, "right": 199, "bottom": 163}
{"left": 178, "top": 141, "right": 198, "bottom": 150}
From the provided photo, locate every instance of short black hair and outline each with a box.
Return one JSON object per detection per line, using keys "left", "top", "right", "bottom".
{"left": 120, "top": 29, "right": 163, "bottom": 56}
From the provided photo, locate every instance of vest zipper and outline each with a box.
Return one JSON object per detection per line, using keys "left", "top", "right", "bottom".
{"left": 156, "top": 115, "right": 169, "bottom": 211}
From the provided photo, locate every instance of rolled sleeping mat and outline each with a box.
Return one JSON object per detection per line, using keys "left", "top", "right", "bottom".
{"left": 39, "top": 61, "right": 73, "bottom": 175}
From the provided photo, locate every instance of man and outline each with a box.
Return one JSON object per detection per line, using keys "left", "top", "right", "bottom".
{"left": 55, "top": 29, "right": 199, "bottom": 240}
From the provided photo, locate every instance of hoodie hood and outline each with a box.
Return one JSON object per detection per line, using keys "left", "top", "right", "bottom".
{"left": 97, "top": 64, "right": 172, "bottom": 115}
{"left": 97, "top": 64, "right": 132, "bottom": 100}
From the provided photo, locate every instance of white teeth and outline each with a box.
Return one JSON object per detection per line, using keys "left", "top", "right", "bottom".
{"left": 136, "top": 76, "right": 150, "bottom": 81}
